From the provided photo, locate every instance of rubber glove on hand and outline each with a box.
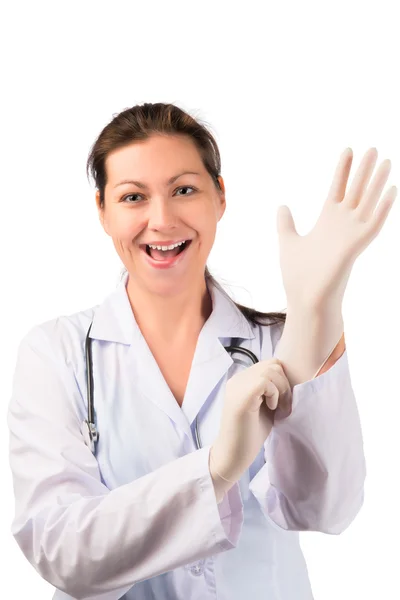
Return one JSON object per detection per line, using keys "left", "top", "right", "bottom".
{"left": 209, "top": 358, "right": 291, "bottom": 500}
{"left": 277, "top": 147, "right": 397, "bottom": 311}
{"left": 274, "top": 148, "right": 397, "bottom": 387}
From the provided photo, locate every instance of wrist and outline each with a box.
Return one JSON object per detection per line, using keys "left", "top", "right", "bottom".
{"left": 284, "top": 303, "right": 344, "bottom": 341}
{"left": 276, "top": 304, "right": 344, "bottom": 386}
{"left": 209, "top": 446, "right": 236, "bottom": 503}
{"left": 286, "top": 298, "right": 343, "bottom": 319}
{"left": 285, "top": 277, "right": 348, "bottom": 315}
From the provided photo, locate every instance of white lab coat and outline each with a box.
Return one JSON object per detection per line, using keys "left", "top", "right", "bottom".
{"left": 7, "top": 270, "right": 366, "bottom": 600}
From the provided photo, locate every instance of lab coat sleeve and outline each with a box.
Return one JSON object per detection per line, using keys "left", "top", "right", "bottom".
{"left": 7, "top": 325, "right": 244, "bottom": 600}
{"left": 249, "top": 324, "right": 366, "bottom": 534}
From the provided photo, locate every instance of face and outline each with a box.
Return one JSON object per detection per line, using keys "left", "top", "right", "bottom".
{"left": 97, "top": 134, "right": 226, "bottom": 296}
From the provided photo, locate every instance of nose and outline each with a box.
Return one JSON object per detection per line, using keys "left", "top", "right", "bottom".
{"left": 147, "top": 197, "right": 180, "bottom": 231}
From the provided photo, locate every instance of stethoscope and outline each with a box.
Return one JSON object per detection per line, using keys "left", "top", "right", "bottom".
{"left": 81, "top": 320, "right": 259, "bottom": 454}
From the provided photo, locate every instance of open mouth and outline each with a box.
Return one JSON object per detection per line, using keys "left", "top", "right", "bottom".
{"left": 142, "top": 240, "right": 192, "bottom": 261}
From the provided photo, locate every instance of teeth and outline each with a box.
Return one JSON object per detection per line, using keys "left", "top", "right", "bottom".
{"left": 148, "top": 241, "right": 186, "bottom": 251}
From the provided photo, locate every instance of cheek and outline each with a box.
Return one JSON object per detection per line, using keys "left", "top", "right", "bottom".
{"left": 195, "top": 212, "right": 218, "bottom": 250}
{"left": 112, "top": 213, "right": 144, "bottom": 240}
{"left": 192, "top": 201, "right": 219, "bottom": 231}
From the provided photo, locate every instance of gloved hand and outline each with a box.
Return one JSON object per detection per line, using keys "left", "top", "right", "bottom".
{"left": 273, "top": 148, "right": 396, "bottom": 388}
{"left": 209, "top": 358, "right": 292, "bottom": 498}
{"left": 276, "top": 147, "right": 396, "bottom": 311}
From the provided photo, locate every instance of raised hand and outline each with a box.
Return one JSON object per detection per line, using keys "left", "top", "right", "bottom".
{"left": 276, "top": 148, "right": 397, "bottom": 310}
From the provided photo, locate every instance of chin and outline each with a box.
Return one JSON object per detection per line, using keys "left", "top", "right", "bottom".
{"left": 144, "top": 270, "right": 204, "bottom": 296}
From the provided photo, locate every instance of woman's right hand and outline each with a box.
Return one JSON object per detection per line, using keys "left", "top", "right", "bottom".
{"left": 209, "top": 358, "right": 292, "bottom": 499}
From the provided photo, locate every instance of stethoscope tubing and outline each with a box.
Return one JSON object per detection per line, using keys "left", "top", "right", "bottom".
{"left": 83, "top": 322, "right": 259, "bottom": 454}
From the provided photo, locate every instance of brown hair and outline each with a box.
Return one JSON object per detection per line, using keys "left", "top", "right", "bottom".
{"left": 86, "top": 102, "right": 286, "bottom": 328}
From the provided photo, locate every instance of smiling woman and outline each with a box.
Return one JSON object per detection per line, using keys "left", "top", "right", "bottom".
{"left": 86, "top": 102, "right": 287, "bottom": 327}
{"left": 8, "top": 102, "right": 365, "bottom": 600}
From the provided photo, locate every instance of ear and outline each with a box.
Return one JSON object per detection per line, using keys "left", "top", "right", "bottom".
{"left": 217, "top": 176, "right": 226, "bottom": 220}
{"left": 96, "top": 190, "right": 110, "bottom": 236}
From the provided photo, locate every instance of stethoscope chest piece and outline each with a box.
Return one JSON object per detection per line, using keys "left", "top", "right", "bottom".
{"left": 81, "top": 419, "right": 98, "bottom": 454}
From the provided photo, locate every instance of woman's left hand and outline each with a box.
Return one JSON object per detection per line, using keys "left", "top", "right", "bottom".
{"left": 276, "top": 148, "right": 397, "bottom": 310}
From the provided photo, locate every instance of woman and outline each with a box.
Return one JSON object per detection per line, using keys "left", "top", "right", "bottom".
{"left": 7, "top": 102, "right": 396, "bottom": 600}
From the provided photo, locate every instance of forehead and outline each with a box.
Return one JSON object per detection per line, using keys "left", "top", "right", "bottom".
{"left": 105, "top": 135, "right": 206, "bottom": 184}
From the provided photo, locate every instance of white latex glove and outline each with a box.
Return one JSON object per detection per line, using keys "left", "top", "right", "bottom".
{"left": 276, "top": 147, "right": 397, "bottom": 311}
{"left": 209, "top": 358, "right": 292, "bottom": 495}
{"left": 273, "top": 148, "right": 397, "bottom": 389}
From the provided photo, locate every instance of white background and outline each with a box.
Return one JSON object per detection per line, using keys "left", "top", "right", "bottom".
{"left": 1, "top": 1, "right": 399, "bottom": 598}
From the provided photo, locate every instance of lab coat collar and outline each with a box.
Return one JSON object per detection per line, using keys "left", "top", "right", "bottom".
{"left": 89, "top": 270, "right": 256, "bottom": 434}
{"left": 89, "top": 270, "right": 255, "bottom": 345}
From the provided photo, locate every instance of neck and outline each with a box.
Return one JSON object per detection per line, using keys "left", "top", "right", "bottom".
{"left": 126, "top": 275, "right": 213, "bottom": 344}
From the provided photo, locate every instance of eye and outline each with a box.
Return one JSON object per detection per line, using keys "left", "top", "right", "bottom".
{"left": 175, "top": 185, "right": 196, "bottom": 196}
{"left": 121, "top": 186, "right": 196, "bottom": 204}
{"left": 121, "top": 193, "right": 142, "bottom": 204}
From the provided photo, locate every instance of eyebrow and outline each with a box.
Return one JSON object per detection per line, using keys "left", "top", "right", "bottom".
{"left": 113, "top": 171, "right": 201, "bottom": 189}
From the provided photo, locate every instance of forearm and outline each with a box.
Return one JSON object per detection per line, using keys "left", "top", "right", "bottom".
{"left": 209, "top": 447, "right": 237, "bottom": 503}
{"left": 211, "top": 471, "right": 235, "bottom": 504}
{"left": 274, "top": 304, "right": 345, "bottom": 387}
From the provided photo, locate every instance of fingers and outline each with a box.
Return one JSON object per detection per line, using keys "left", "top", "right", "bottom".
{"left": 262, "top": 381, "right": 279, "bottom": 410}
{"left": 326, "top": 147, "right": 353, "bottom": 204}
{"left": 234, "top": 359, "right": 292, "bottom": 414}
{"left": 356, "top": 159, "right": 392, "bottom": 222}
{"left": 267, "top": 364, "right": 291, "bottom": 393}
{"left": 366, "top": 185, "right": 397, "bottom": 240}
{"left": 243, "top": 361, "right": 289, "bottom": 412}
{"left": 264, "top": 367, "right": 292, "bottom": 411}
{"left": 345, "top": 147, "right": 378, "bottom": 209}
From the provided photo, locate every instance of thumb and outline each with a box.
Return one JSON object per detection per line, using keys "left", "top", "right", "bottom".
{"left": 277, "top": 205, "right": 298, "bottom": 237}
{"left": 246, "top": 375, "right": 274, "bottom": 412}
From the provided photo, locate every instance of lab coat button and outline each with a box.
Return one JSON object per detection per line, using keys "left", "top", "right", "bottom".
{"left": 185, "top": 559, "right": 205, "bottom": 576}
{"left": 190, "top": 564, "right": 204, "bottom": 576}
